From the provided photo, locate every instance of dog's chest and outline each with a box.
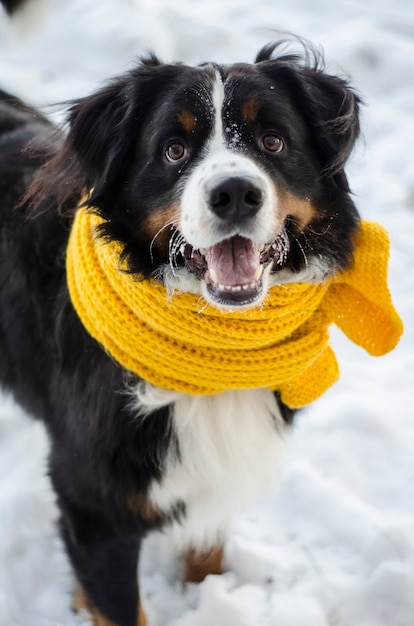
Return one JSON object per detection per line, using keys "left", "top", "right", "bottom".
{"left": 134, "top": 385, "right": 287, "bottom": 548}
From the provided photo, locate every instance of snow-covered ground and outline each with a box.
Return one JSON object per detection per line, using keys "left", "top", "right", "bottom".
{"left": 0, "top": 0, "right": 413, "bottom": 624}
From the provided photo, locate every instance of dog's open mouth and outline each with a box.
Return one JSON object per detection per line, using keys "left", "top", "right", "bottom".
{"left": 183, "top": 232, "right": 289, "bottom": 307}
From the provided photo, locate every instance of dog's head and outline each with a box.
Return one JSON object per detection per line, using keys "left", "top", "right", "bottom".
{"left": 41, "top": 41, "right": 362, "bottom": 309}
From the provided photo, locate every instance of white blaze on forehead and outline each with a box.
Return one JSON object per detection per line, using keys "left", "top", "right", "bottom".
{"left": 179, "top": 68, "right": 281, "bottom": 251}
{"left": 210, "top": 71, "right": 225, "bottom": 148}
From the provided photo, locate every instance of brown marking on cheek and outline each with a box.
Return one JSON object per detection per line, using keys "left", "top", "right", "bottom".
{"left": 278, "top": 190, "right": 318, "bottom": 230}
{"left": 183, "top": 544, "right": 224, "bottom": 583}
{"left": 73, "top": 584, "right": 147, "bottom": 626}
{"left": 141, "top": 205, "right": 180, "bottom": 257}
{"left": 177, "top": 109, "right": 197, "bottom": 132}
{"left": 241, "top": 98, "right": 261, "bottom": 122}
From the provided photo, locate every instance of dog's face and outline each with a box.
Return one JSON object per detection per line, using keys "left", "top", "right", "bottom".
{"left": 62, "top": 44, "right": 361, "bottom": 309}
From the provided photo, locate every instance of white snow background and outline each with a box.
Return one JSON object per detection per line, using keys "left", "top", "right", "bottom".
{"left": 0, "top": 0, "right": 413, "bottom": 624}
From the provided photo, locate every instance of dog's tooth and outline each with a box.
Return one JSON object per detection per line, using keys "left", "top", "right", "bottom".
{"left": 259, "top": 244, "right": 265, "bottom": 252}
{"left": 253, "top": 266, "right": 263, "bottom": 281}
{"left": 209, "top": 269, "right": 219, "bottom": 284}
{"left": 199, "top": 248, "right": 207, "bottom": 255}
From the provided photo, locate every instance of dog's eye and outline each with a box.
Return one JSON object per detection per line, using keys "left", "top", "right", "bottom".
{"left": 165, "top": 142, "right": 188, "bottom": 163}
{"left": 261, "top": 134, "right": 285, "bottom": 153}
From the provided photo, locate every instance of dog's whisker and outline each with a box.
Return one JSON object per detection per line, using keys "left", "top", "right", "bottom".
{"left": 150, "top": 222, "right": 175, "bottom": 265}
{"left": 308, "top": 223, "right": 332, "bottom": 237}
{"left": 171, "top": 232, "right": 186, "bottom": 261}
{"left": 286, "top": 227, "right": 309, "bottom": 269}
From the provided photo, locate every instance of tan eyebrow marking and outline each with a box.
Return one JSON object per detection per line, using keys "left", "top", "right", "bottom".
{"left": 177, "top": 109, "right": 198, "bottom": 132}
{"left": 241, "top": 98, "right": 261, "bottom": 122}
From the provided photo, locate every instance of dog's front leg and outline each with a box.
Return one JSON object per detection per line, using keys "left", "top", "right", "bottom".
{"left": 74, "top": 581, "right": 146, "bottom": 626}
{"left": 57, "top": 495, "right": 146, "bottom": 626}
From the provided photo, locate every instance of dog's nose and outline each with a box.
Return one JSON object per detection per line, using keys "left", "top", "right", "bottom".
{"left": 208, "top": 177, "right": 264, "bottom": 221}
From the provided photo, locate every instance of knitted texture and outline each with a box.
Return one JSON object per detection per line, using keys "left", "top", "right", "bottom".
{"left": 66, "top": 211, "right": 403, "bottom": 408}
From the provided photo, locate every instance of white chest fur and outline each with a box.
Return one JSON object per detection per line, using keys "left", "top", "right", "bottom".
{"left": 133, "top": 384, "right": 287, "bottom": 549}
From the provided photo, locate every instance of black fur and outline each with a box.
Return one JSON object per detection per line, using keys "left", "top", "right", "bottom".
{"left": 0, "top": 44, "right": 361, "bottom": 626}
{"left": 1, "top": 0, "right": 25, "bottom": 14}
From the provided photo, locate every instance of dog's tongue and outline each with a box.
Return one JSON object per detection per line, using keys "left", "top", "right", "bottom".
{"left": 205, "top": 236, "right": 260, "bottom": 286}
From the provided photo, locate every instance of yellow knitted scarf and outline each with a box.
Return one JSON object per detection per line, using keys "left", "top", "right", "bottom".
{"left": 66, "top": 210, "right": 403, "bottom": 408}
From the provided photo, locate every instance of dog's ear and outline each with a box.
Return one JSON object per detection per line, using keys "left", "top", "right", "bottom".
{"left": 64, "top": 71, "right": 151, "bottom": 214}
{"left": 25, "top": 55, "right": 167, "bottom": 216}
{"left": 257, "top": 43, "right": 361, "bottom": 191}
{"left": 66, "top": 81, "right": 136, "bottom": 199}
{"left": 297, "top": 68, "right": 361, "bottom": 191}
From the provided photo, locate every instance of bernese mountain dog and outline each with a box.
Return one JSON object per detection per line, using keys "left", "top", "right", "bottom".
{"left": 0, "top": 42, "right": 361, "bottom": 626}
